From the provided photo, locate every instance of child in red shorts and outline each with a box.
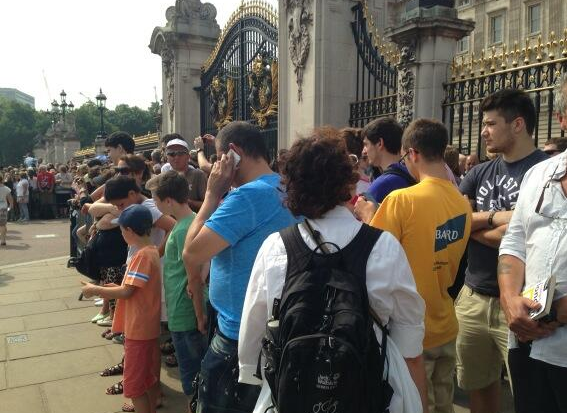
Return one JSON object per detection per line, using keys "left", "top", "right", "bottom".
{"left": 82, "top": 204, "right": 162, "bottom": 413}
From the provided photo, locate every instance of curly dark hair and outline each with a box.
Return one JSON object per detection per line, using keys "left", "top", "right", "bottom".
{"left": 282, "top": 127, "right": 358, "bottom": 219}
{"left": 338, "top": 127, "right": 363, "bottom": 157}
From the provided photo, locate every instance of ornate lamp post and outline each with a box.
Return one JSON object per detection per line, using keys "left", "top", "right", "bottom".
{"left": 95, "top": 88, "right": 107, "bottom": 140}
{"left": 49, "top": 90, "right": 74, "bottom": 125}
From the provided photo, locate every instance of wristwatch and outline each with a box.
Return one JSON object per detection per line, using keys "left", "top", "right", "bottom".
{"left": 488, "top": 210, "right": 497, "bottom": 229}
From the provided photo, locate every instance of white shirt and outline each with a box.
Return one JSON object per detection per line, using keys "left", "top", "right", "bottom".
{"left": 0, "top": 186, "right": 11, "bottom": 209}
{"left": 16, "top": 179, "right": 29, "bottom": 197}
{"left": 238, "top": 206, "right": 425, "bottom": 413}
{"left": 500, "top": 150, "right": 567, "bottom": 367}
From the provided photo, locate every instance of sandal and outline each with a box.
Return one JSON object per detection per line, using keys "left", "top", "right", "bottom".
{"left": 160, "top": 339, "right": 175, "bottom": 355}
{"left": 100, "top": 362, "right": 124, "bottom": 377}
{"left": 105, "top": 331, "right": 120, "bottom": 340}
{"left": 164, "top": 353, "right": 178, "bottom": 367}
{"left": 122, "top": 400, "right": 163, "bottom": 412}
{"left": 106, "top": 379, "right": 123, "bottom": 395}
{"left": 101, "top": 328, "right": 112, "bottom": 338}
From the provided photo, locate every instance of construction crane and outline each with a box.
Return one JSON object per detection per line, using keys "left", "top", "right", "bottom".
{"left": 154, "top": 86, "right": 159, "bottom": 103}
{"left": 79, "top": 92, "right": 94, "bottom": 103}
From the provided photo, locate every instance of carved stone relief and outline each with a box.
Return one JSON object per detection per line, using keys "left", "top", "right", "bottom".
{"left": 397, "top": 43, "right": 417, "bottom": 128}
{"left": 167, "top": 0, "right": 217, "bottom": 24}
{"left": 210, "top": 75, "right": 234, "bottom": 130}
{"left": 248, "top": 53, "right": 278, "bottom": 128}
{"left": 285, "top": 0, "right": 313, "bottom": 102}
{"left": 161, "top": 47, "right": 175, "bottom": 125}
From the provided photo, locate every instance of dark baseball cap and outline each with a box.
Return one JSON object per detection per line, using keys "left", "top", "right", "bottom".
{"left": 111, "top": 204, "right": 153, "bottom": 234}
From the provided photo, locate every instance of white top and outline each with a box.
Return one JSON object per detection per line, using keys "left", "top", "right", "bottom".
{"left": 500, "top": 150, "right": 567, "bottom": 367}
{"left": 16, "top": 179, "right": 29, "bottom": 197}
{"left": 238, "top": 206, "right": 425, "bottom": 413}
{"left": 0, "top": 186, "right": 11, "bottom": 209}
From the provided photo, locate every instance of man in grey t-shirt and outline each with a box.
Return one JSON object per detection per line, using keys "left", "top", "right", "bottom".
{"left": 456, "top": 89, "right": 548, "bottom": 413}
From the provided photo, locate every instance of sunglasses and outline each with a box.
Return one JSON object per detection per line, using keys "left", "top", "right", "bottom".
{"left": 115, "top": 167, "right": 130, "bottom": 175}
{"left": 535, "top": 163, "right": 559, "bottom": 217}
{"left": 166, "top": 150, "right": 189, "bottom": 157}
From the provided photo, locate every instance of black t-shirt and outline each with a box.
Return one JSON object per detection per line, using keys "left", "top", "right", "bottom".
{"left": 459, "top": 150, "right": 548, "bottom": 296}
{"left": 94, "top": 227, "right": 128, "bottom": 268}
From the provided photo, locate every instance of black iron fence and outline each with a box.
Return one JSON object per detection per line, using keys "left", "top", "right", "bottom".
{"left": 198, "top": 1, "right": 278, "bottom": 161}
{"left": 443, "top": 33, "right": 567, "bottom": 156}
{"left": 349, "top": 1, "right": 398, "bottom": 127}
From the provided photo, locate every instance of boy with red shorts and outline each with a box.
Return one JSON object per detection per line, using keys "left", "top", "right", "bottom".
{"left": 82, "top": 204, "right": 161, "bottom": 413}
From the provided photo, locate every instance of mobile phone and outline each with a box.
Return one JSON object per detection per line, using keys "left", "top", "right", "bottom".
{"left": 227, "top": 149, "right": 241, "bottom": 167}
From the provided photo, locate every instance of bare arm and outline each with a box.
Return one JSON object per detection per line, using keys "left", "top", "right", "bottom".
{"left": 95, "top": 213, "right": 119, "bottom": 231}
{"left": 470, "top": 210, "right": 513, "bottom": 232}
{"left": 154, "top": 214, "right": 176, "bottom": 257}
{"left": 470, "top": 224, "right": 508, "bottom": 248}
{"left": 88, "top": 202, "right": 118, "bottom": 219}
{"left": 405, "top": 355, "right": 429, "bottom": 413}
{"left": 81, "top": 281, "right": 135, "bottom": 300}
{"left": 197, "top": 152, "right": 212, "bottom": 175}
{"left": 90, "top": 184, "right": 105, "bottom": 202}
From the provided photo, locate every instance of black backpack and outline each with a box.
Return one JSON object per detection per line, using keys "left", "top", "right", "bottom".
{"left": 74, "top": 232, "right": 102, "bottom": 282}
{"left": 259, "top": 223, "right": 393, "bottom": 413}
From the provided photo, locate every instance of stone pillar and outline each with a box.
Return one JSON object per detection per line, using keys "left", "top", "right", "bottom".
{"left": 149, "top": 0, "right": 220, "bottom": 143}
{"left": 386, "top": 1, "right": 474, "bottom": 126}
{"left": 279, "top": 0, "right": 364, "bottom": 149}
{"left": 94, "top": 137, "right": 106, "bottom": 156}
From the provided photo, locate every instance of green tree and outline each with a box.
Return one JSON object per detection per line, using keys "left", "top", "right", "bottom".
{"left": 0, "top": 98, "right": 41, "bottom": 165}
{"left": 107, "top": 104, "right": 154, "bottom": 137}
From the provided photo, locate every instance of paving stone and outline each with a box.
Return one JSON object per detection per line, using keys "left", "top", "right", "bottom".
{"left": 41, "top": 374, "right": 126, "bottom": 413}
{"left": 0, "top": 279, "right": 50, "bottom": 295}
{"left": 0, "top": 291, "right": 41, "bottom": 306}
{"left": 0, "top": 362, "right": 5, "bottom": 390}
{"left": 39, "top": 285, "right": 84, "bottom": 301}
{"left": 0, "top": 317, "right": 25, "bottom": 335}
{"left": 6, "top": 346, "right": 116, "bottom": 388}
{"left": 47, "top": 275, "right": 84, "bottom": 290}
{"left": 0, "top": 385, "right": 46, "bottom": 413}
{"left": 0, "top": 337, "right": 5, "bottom": 362}
{"left": 0, "top": 299, "right": 67, "bottom": 319}
{"left": 24, "top": 306, "right": 97, "bottom": 331}
{"left": 62, "top": 296, "right": 96, "bottom": 309}
{"left": 7, "top": 323, "right": 103, "bottom": 360}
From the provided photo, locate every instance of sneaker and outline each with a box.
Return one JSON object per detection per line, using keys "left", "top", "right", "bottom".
{"left": 112, "top": 334, "right": 125, "bottom": 345}
{"left": 97, "top": 316, "right": 113, "bottom": 327}
{"left": 94, "top": 298, "right": 104, "bottom": 307}
{"left": 91, "top": 312, "right": 109, "bottom": 323}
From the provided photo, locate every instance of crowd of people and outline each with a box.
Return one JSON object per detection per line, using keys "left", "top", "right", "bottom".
{"left": 1, "top": 79, "right": 567, "bottom": 413}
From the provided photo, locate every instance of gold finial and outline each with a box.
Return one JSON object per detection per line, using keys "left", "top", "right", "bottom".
{"left": 460, "top": 55, "right": 466, "bottom": 78}
{"left": 469, "top": 52, "right": 475, "bottom": 76}
{"left": 490, "top": 46, "right": 497, "bottom": 72}
{"left": 535, "top": 35, "right": 544, "bottom": 61}
{"left": 561, "top": 28, "right": 567, "bottom": 57}
{"left": 450, "top": 58, "right": 457, "bottom": 80}
{"left": 511, "top": 41, "right": 520, "bottom": 67}
{"left": 479, "top": 49, "right": 486, "bottom": 74}
{"left": 500, "top": 44, "right": 508, "bottom": 70}
{"left": 524, "top": 37, "right": 532, "bottom": 64}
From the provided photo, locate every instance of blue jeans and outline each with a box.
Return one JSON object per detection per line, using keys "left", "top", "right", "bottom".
{"left": 197, "top": 332, "right": 260, "bottom": 413}
{"left": 170, "top": 330, "right": 207, "bottom": 396}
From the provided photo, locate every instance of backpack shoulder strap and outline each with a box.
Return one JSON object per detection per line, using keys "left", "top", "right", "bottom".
{"left": 279, "top": 224, "right": 312, "bottom": 278}
{"left": 382, "top": 165, "right": 416, "bottom": 186}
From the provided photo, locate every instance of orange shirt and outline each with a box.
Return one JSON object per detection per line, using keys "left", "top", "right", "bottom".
{"left": 112, "top": 246, "right": 162, "bottom": 340}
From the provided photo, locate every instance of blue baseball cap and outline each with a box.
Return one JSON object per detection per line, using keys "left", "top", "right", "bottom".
{"left": 111, "top": 204, "right": 153, "bottom": 234}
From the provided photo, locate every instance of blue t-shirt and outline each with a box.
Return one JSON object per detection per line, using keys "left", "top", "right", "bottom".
{"left": 205, "top": 173, "right": 298, "bottom": 340}
{"left": 367, "top": 163, "right": 413, "bottom": 204}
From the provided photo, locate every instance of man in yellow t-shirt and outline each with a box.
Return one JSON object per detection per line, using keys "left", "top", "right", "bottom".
{"left": 371, "top": 119, "right": 472, "bottom": 413}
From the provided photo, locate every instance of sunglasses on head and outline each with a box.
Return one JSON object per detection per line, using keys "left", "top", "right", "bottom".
{"left": 167, "top": 150, "right": 189, "bottom": 157}
{"left": 115, "top": 167, "right": 130, "bottom": 175}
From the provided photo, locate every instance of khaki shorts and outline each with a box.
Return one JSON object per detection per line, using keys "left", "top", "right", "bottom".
{"left": 424, "top": 339, "right": 456, "bottom": 413}
{"left": 455, "top": 285, "right": 510, "bottom": 391}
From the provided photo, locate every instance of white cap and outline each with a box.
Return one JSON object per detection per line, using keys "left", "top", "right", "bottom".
{"left": 166, "top": 139, "right": 189, "bottom": 149}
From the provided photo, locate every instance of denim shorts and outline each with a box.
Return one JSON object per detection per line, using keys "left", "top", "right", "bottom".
{"left": 170, "top": 330, "right": 207, "bottom": 396}
{"left": 197, "top": 331, "right": 260, "bottom": 413}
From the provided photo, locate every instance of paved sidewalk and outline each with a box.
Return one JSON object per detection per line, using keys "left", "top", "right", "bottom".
{"left": 0, "top": 258, "right": 186, "bottom": 413}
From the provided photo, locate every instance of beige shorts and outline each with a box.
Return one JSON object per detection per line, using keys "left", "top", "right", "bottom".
{"left": 455, "top": 285, "right": 510, "bottom": 391}
{"left": 424, "top": 339, "right": 456, "bottom": 413}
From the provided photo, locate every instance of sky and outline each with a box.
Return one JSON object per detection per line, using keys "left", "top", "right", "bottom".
{"left": 0, "top": 0, "right": 278, "bottom": 111}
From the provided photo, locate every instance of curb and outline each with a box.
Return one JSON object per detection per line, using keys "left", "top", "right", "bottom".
{"left": 0, "top": 256, "right": 68, "bottom": 271}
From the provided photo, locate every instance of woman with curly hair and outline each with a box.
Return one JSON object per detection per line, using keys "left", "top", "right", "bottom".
{"left": 238, "top": 127, "right": 428, "bottom": 413}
